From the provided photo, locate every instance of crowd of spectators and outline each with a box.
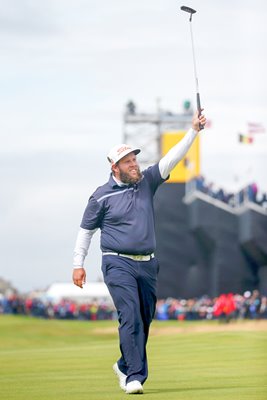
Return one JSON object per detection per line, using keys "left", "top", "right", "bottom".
{"left": 0, "top": 290, "right": 266, "bottom": 322}
{"left": 155, "top": 291, "right": 267, "bottom": 322}
{"left": 0, "top": 296, "right": 117, "bottom": 320}
{"left": 194, "top": 175, "right": 267, "bottom": 208}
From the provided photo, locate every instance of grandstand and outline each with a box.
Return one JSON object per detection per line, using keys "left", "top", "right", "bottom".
{"left": 154, "top": 182, "right": 267, "bottom": 298}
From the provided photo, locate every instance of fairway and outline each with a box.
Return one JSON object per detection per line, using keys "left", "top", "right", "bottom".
{"left": 0, "top": 316, "right": 266, "bottom": 400}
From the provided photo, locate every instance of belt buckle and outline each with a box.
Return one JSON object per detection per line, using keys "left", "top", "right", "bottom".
{"left": 139, "top": 254, "right": 151, "bottom": 261}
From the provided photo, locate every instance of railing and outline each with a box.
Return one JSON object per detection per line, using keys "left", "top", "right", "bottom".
{"left": 184, "top": 176, "right": 267, "bottom": 212}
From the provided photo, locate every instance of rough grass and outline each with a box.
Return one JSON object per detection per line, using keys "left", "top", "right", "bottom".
{"left": 0, "top": 315, "right": 266, "bottom": 400}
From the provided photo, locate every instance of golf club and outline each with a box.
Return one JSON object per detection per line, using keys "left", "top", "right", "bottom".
{"left": 181, "top": 5, "right": 204, "bottom": 130}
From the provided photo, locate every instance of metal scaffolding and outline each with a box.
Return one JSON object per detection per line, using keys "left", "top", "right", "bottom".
{"left": 123, "top": 100, "right": 193, "bottom": 169}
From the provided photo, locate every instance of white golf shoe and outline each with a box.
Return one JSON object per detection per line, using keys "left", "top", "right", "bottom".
{"left": 113, "top": 363, "right": 127, "bottom": 391}
{"left": 125, "top": 380, "right": 143, "bottom": 394}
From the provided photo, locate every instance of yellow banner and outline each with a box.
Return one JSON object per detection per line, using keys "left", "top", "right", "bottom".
{"left": 161, "top": 131, "right": 200, "bottom": 183}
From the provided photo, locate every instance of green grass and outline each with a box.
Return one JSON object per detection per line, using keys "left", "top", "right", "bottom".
{"left": 0, "top": 316, "right": 267, "bottom": 399}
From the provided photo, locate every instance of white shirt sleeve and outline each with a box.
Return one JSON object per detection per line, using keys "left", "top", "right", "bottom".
{"left": 158, "top": 128, "right": 198, "bottom": 179}
{"left": 73, "top": 227, "right": 98, "bottom": 269}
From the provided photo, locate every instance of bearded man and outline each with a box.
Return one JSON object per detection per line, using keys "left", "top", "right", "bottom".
{"left": 72, "top": 111, "right": 206, "bottom": 394}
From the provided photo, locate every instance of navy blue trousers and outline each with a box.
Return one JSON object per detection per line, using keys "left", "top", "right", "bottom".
{"left": 102, "top": 255, "right": 159, "bottom": 384}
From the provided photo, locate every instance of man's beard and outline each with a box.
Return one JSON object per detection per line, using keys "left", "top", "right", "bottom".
{"left": 118, "top": 166, "right": 142, "bottom": 185}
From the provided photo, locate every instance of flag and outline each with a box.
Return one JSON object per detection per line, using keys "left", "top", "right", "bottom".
{"left": 238, "top": 133, "right": 254, "bottom": 144}
{"left": 247, "top": 122, "right": 265, "bottom": 134}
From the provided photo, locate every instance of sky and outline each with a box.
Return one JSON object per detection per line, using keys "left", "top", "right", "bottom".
{"left": 0, "top": 0, "right": 266, "bottom": 293}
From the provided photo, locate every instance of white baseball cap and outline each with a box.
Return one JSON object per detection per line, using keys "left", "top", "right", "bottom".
{"left": 107, "top": 144, "right": 141, "bottom": 165}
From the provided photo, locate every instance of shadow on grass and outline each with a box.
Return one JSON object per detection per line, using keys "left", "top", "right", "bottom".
{"left": 145, "top": 384, "right": 253, "bottom": 394}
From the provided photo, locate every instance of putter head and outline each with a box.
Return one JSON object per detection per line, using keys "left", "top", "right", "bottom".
{"left": 181, "top": 6, "right": 196, "bottom": 14}
{"left": 181, "top": 5, "right": 196, "bottom": 20}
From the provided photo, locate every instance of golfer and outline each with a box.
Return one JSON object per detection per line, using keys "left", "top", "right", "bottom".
{"left": 73, "top": 111, "right": 206, "bottom": 394}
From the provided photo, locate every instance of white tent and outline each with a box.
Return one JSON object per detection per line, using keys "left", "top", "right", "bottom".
{"left": 44, "top": 282, "right": 112, "bottom": 304}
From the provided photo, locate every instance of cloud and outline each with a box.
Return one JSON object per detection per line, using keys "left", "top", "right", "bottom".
{"left": 0, "top": 0, "right": 60, "bottom": 38}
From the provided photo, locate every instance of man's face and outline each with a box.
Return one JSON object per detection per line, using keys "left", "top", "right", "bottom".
{"left": 112, "top": 152, "right": 142, "bottom": 184}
